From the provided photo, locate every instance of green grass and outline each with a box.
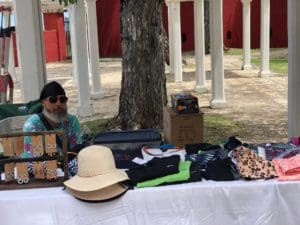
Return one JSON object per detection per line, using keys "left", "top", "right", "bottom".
{"left": 203, "top": 114, "right": 245, "bottom": 144}
{"left": 81, "top": 118, "right": 111, "bottom": 135}
{"left": 251, "top": 57, "right": 288, "bottom": 74}
{"left": 226, "top": 48, "right": 288, "bottom": 74}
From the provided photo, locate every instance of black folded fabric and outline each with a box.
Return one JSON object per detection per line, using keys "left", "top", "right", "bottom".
{"left": 188, "top": 161, "right": 202, "bottom": 182}
{"left": 224, "top": 136, "right": 242, "bottom": 150}
{"left": 186, "top": 148, "right": 228, "bottom": 170}
{"left": 202, "top": 157, "right": 240, "bottom": 181}
{"left": 112, "top": 148, "right": 143, "bottom": 169}
{"left": 185, "top": 143, "right": 222, "bottom": 155}
{"left": 126, "top": 155, "right": 180, "bottom": 184}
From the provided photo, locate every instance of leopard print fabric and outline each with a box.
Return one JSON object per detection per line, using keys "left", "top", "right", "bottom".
{"left": 231, "top": 146, "right": 278, "bottom": 180}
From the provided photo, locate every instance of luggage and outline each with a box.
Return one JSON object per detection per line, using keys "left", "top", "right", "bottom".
{"left": 93, "top": 129, "right": 162, "bottom": 169}
{"left": 93, "top": 129, "right": 162, "bottom": 151}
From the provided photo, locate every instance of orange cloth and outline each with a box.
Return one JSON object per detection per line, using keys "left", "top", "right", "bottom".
{"left": 273, "top": 154, "right": 300, "bottom": 181}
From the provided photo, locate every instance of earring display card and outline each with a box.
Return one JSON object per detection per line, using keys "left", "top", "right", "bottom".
{"left": 14, "top": 136, "right": 29, "bottom": 184}
{"left": 45, "top": 134, "right": 57, "bottom": 180}
{"left": 2, "top": 138, "right": 14, "bottom": 182}
{"left": 32, "top": 135, "right": 45, "bottom": 179}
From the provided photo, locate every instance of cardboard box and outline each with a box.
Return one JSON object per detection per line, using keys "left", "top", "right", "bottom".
{"left": 163, "top": 107, "right": 203, "bottom": 146}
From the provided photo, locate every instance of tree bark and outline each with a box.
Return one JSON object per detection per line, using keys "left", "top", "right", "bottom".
{"left": 204, "top": 0, "right": 210, "bottom": 54}
{"left": 119, "top": 0, "right": 167, "bottom": 130}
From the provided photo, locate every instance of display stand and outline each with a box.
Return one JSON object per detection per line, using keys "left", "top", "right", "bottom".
{"left": 0, "top": 130, "right": 68, "bottom": 190}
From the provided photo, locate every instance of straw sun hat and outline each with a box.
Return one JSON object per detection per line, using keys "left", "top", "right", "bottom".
{"left": 64, "top": 145, "right": 129, "bottom": 201}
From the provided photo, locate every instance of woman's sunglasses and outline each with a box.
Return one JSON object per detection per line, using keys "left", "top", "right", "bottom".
{"left": 48, "top": 95, "right": 68, "bottom": 104}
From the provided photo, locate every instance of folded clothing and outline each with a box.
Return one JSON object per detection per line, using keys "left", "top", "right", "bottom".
{"left": 273, "top": 154, "right": 300, "bottom": 181}
{"left": 126, "top": 155, "right": 180, "bottom": 185}
{"left": 230, "top": 146, "right": 277, "bottom": 180}
{"left": 202, "top": 157, "right": 240, "bottom": 181}
{"left": 141, "top": 146, "right": 186, "bottom": 161}
{"left": 136, "top": 160, "right": 191, "bottom": 188}
{"left": 185, "top": 143, "right": 223, "bottom": 155}
{"left": 186, "top": 148, "right": 227, "bottom": 170}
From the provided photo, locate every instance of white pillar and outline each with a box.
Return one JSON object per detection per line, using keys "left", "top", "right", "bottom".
{"left": 258, "top": 0, "right": 270, "bottom": 77}
{"left": 241, "top": 0, "right": 252, "bottom": 70}
{"left": 13, "top": 0, "right": 47, "bottom": 102}
{"left": 194, "top": 0, "right": 207, "bottom": 93}
{"left": 85, "top": 0, "right": 102, "bottom": 99}
{"left": 2, "top": 10, "right": 10, "bottom": 28}
{"left": 0, "top": 9, "right": 10, "bottom": 68}
{"left": 8, "top": 37, "right": 16, "bottom": 82}
{"left": 71, "top": 0, "right": 94, "bottom": 117}
{"left": 166, "top": 2, "right": 174, "bottom": 74}
{"left": 68, "top": 6, "right": 79, "bottom": 86}
{"left": 167, "top": 0, "right": 182, "bottom": 82}
{"left": 166, "top": 1, "right": 175, "bottom": 74}
{"left": 288, "top": 0, "right": 300, "bottom": 137}
{"left": 209, "top": 0, "right": 226, "bottom": 108}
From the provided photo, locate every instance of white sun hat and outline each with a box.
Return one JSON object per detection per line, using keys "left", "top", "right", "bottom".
{"left": 64, "top": 145, "right": 129, "bottom": 192}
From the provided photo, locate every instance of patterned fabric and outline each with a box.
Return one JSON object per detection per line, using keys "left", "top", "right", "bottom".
{"left": 230, "top": 146, "right": 277, "bottom": 180}
{"left": 186, "top": 149, "right": 227, "bottom": 170}
{"left": 247, "top": 143, "right": 295, "bottom": 161}
{"left": 68, "top": 158, "right": 78, "bottom": 176}
{"left": 273, "top": 154, "right": 300, "bottom": 181}
{"left": 23, "top": 114, "right": 82, "bottom": 155}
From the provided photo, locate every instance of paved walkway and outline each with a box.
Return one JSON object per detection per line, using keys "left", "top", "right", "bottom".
{"left": 12, "top": 50, "right": 288, "bottom": 143}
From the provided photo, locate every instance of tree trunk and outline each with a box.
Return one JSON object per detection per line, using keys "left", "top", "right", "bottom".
{"left": 119, "top": 0, "right": 167, "bottom": 130}
{"left": 204, "top": 0, "right": 210, "bottom": 54}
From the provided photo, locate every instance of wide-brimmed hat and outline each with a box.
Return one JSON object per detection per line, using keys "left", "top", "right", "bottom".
{"left": 64, "top": 145, "right": 129, "bottom": 192}
{"left": 66, "top": 183, "right": 128, "bottom": 201}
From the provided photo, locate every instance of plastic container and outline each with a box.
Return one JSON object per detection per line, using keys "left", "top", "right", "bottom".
{"left": 93, "top": 129, "right": 162, "bottom": 151}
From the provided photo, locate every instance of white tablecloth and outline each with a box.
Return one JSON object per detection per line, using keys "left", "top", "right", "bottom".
{"left": 0, "top": 179, "right": 300, "bottom": 225}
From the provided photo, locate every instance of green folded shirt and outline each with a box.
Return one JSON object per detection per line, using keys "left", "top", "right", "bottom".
{"left": 136, "top": 160, "right": 191, "bottom": 188}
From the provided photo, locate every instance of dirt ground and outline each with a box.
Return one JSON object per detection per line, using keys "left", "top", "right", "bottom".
{"left": 13, "top": 49, "right": 289, "bottom": 144}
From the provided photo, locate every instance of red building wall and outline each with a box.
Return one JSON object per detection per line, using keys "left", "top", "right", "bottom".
{"left": 12, "top": 1, "right": 286, "bottom": 61}
{"left": 12, "top": 12, "right": 67, "bottom": 66}
{"left": 95, "top": 0, "right": 287, "bottom": 57}
{"left": 223, "top": 0, "right": 287, "bottom": 49}
{"left": 43, "top": 30, "right": 59, "bottom": 62}
{"left": 96, "top": 0, "right": 122, "bottom": 57}
{"left": 223, "top": 0, "right": 243, "bottom": 48}
{"left": 43, "top": 13, "right": 67, "bottom": 61}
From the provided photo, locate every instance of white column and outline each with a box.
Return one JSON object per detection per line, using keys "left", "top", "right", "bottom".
{"left": 167, "top": 0, "right": 182, "bottom": 82}
{"left": 71, "top": 0, "right": 94, "bottom": 117}
{"left": 2, "top": 10, "right": 10, "bottom": 27}
{"left": 85, "top": 0, "right": 102, "bottom": 99}
{"left": 241, "top": 0, "right": 252, "bottom": 70}
{"left": 288, "top": 0, "right": 300, "bottom": 137}
{"left": 68, "top": 6, "right": 79, "bottom": 86}
{"left": 8, "top": 37, "right": 17, "bottom": 82}
{"left": 166, "top": 1, "right": 175, "bottom": 74}
{"left": 13, "top": 0, "right": 47, "bottom": 102}
{"left": 194, "top": 0, "right": 207, "bottom": 93}
{"left": 1, "top": 10, "right": 12, "bottom": 69}
{"left": 209, "top": 0, "right": 226, "bottom": 108}
{"left": 258, "top": 0, "right": 270, "bottom": 77}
